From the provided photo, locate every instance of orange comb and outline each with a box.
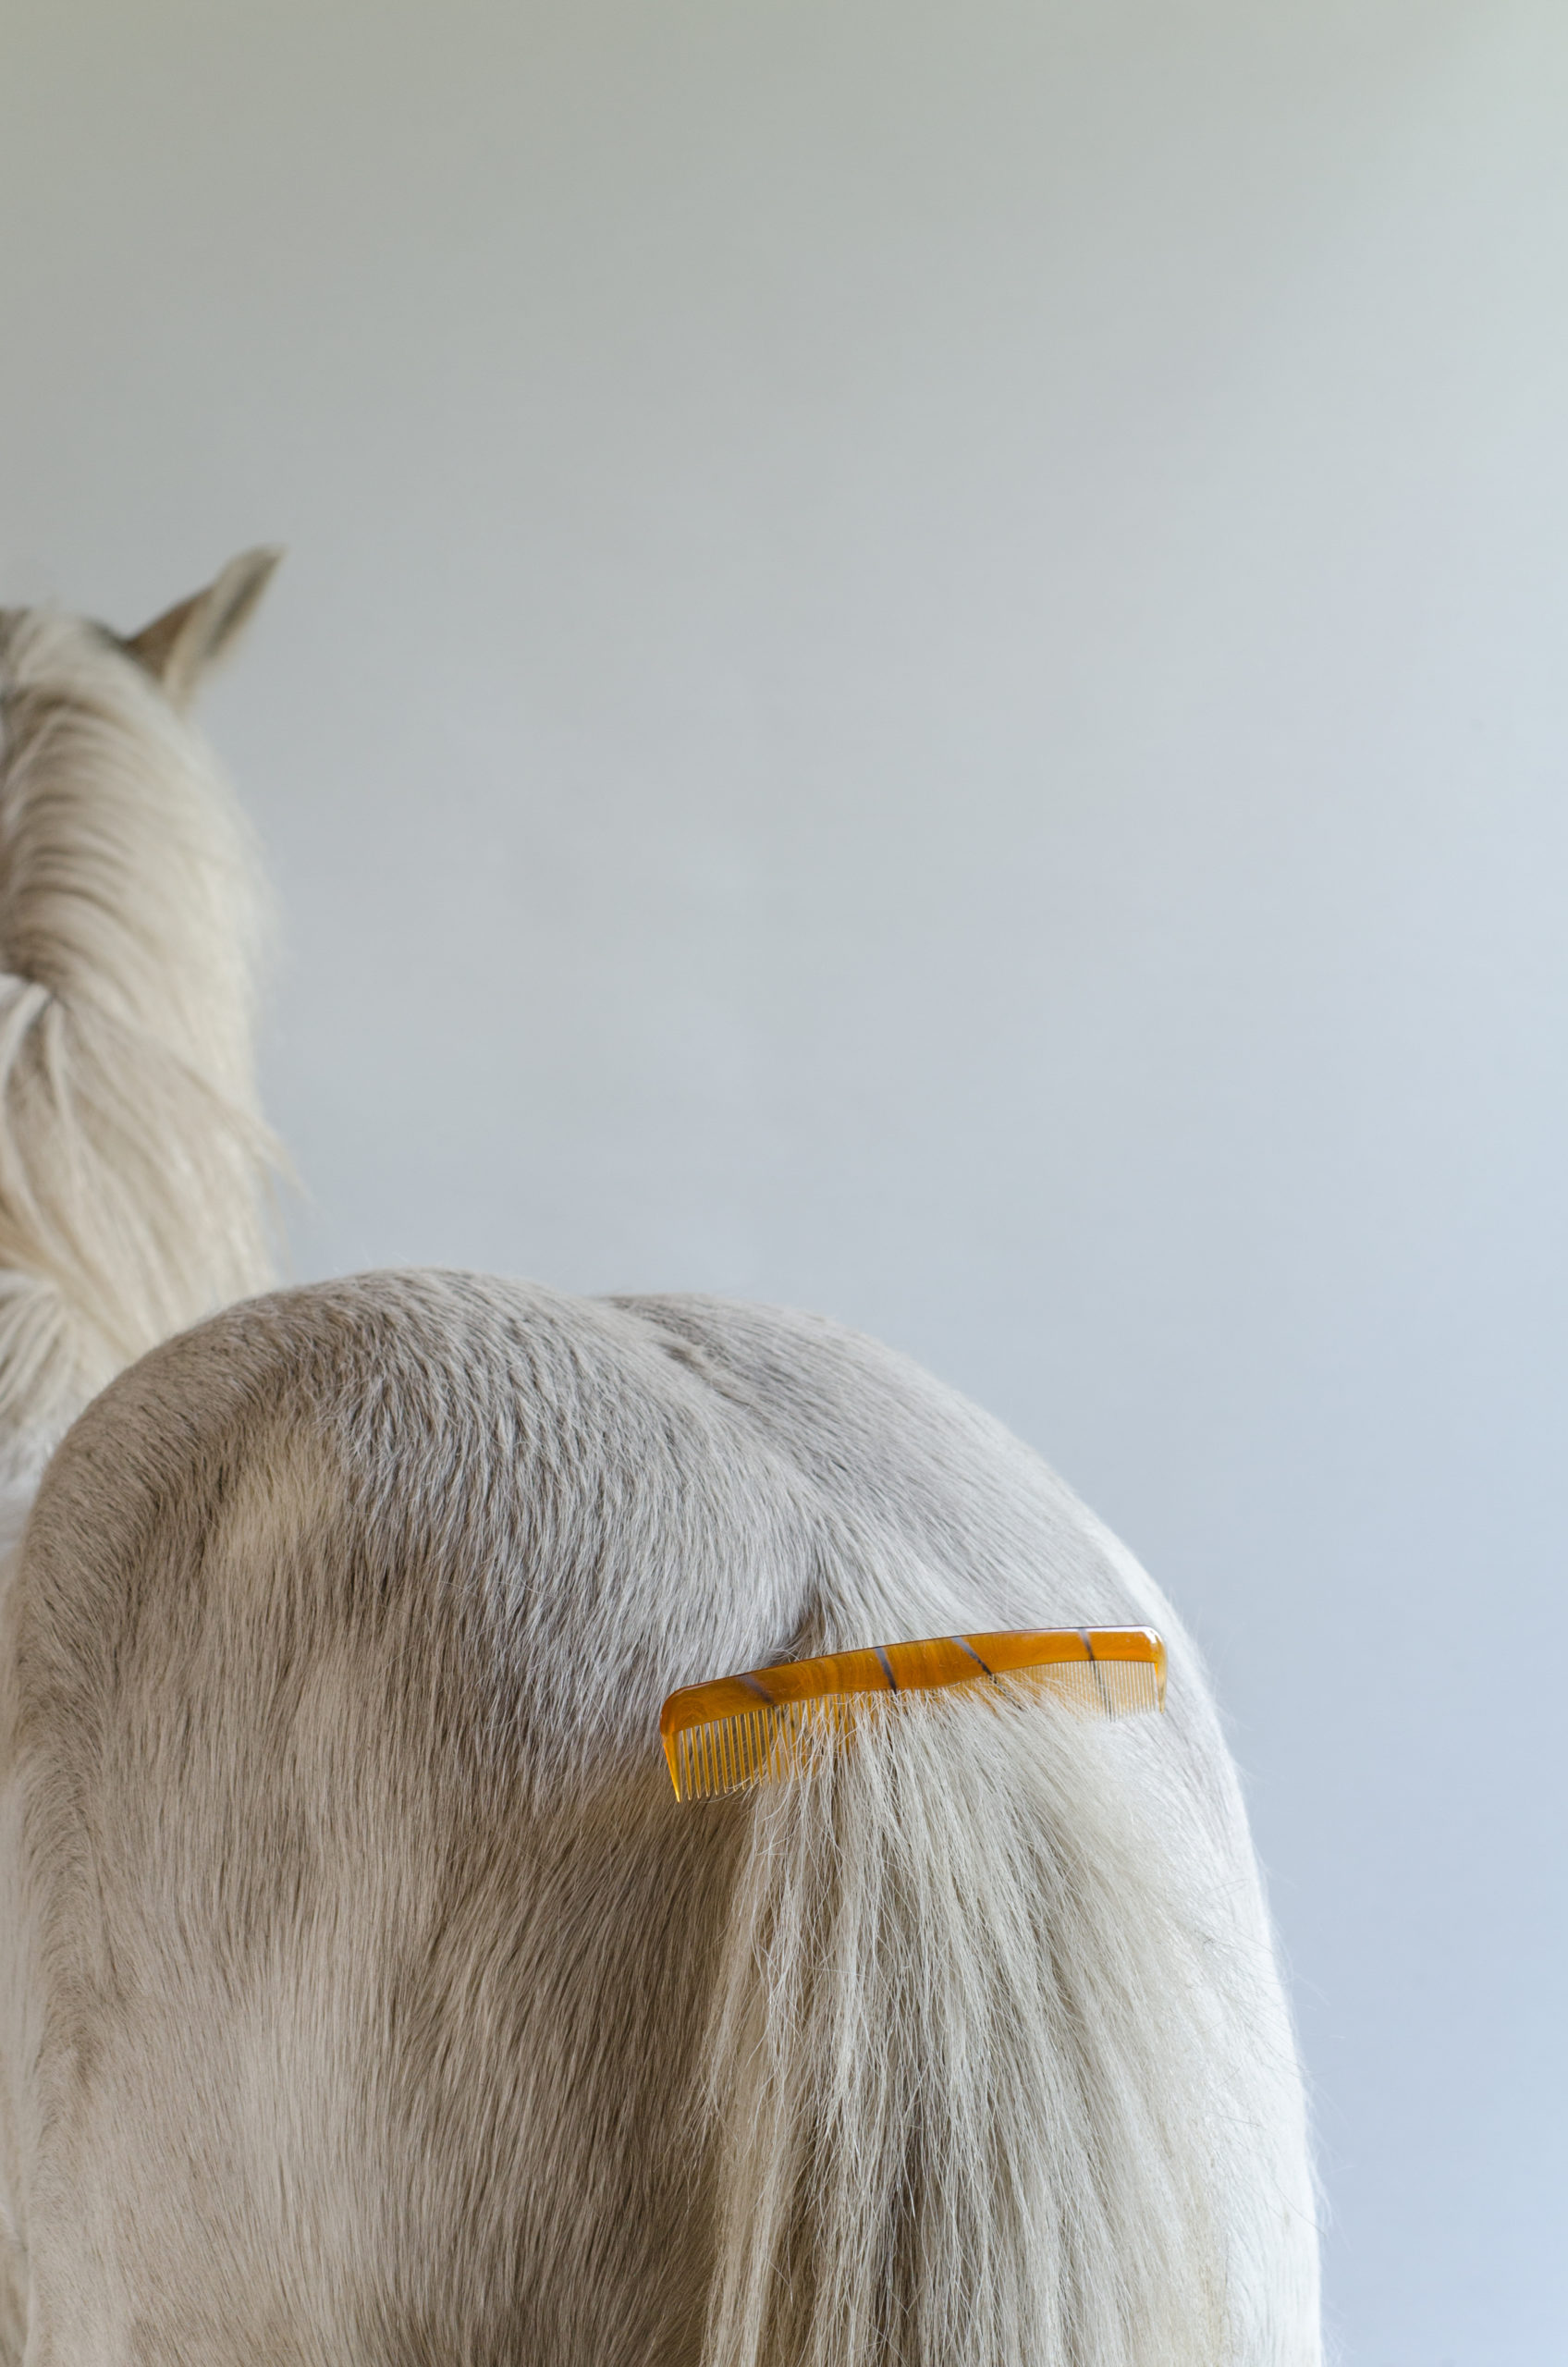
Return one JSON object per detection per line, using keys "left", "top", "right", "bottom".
{"left": 659, "top": 1625, "right": 1166, "bottom": 1802}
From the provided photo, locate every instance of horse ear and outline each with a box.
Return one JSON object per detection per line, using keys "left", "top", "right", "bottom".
{"left": 124, "top": 546, "right": 283, "bottom": 706}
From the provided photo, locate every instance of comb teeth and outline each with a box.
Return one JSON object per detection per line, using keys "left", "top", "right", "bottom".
{"left": 668, "top": 1655, "right": 1163, "bottom": 1803}
{"left": 1024, "top": 1656, "right": 1164, "bottom": 1722}
{"left": 672, "top": 1699, "right": 851, "bottom": 1803}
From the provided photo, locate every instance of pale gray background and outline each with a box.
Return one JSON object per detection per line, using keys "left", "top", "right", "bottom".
{"left": 3, "top": 3, "right": 1564, "bottom": 2359}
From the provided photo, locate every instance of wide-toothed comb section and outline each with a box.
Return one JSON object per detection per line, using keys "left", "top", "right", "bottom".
{"left": 660, "top": 1626, "right": 1166, "bottom": 1800}
{"left": 673, "top": 1699, "right": 852, "bottom": 1802}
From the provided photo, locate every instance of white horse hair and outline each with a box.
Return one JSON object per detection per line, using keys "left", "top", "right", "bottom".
{"left": 0, "top": 561, "right": 1321, "bottom": 2365}
{"left": 0, "top": 557, "right": 278, "bottom": 1463}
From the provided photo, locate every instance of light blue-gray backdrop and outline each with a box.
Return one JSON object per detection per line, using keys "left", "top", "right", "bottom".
{"left": 4, "top": 4, "right": 1564, "bottom": 2359}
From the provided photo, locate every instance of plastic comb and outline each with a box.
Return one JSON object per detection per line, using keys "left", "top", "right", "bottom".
{"left": 658, "top": 1625, "right": 1166, "bottom": 1802}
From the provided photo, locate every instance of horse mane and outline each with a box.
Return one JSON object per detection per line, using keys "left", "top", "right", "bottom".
{"left": 12, "top": 1272, "right": 1319, "bottom": 2365}
{"left": 0, "top": 601, "right": 276, "bottom": 1449}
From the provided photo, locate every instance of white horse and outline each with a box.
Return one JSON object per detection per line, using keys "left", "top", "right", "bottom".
{"left": 0, "top": 560, "right": 1321, "bottom": 2366}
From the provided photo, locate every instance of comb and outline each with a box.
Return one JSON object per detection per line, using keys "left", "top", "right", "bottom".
{"left": 659, "top": 1625, "right": 1166, "bottom": 1802}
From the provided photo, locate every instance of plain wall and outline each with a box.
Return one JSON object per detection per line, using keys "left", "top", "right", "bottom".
{"left": 4, "top": 3, "right": 1565, "bottom": 2358}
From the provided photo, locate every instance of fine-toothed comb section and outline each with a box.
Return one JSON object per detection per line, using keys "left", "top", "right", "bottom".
{"left": 658, "top": 1626, "right": 1166, "bottom": 1802}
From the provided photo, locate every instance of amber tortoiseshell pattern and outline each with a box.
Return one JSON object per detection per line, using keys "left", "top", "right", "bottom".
{"left": 658, "top": 1625, "right": 1167, "bottom": 1802}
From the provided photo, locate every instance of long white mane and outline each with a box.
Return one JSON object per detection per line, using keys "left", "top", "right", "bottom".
{"left": 0, "top": 567, "right": 277, "bottom": 1458}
